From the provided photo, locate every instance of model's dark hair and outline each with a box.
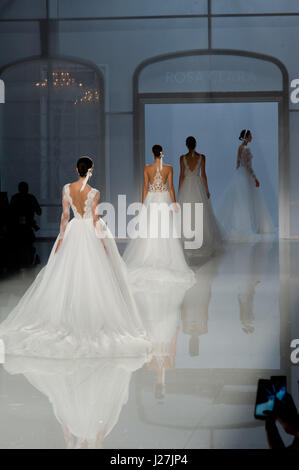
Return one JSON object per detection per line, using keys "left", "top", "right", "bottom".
{"left": 239, "top": 129, "right": 251, "bottom": 141}
{"left": 186, "top": 136, "right": 197, "bottom": 150}
{"left": 152, "top": 144, "right": 163, "bottom": 158}
{"left": 76, "top": 156, "right": 93, "bottom": 177}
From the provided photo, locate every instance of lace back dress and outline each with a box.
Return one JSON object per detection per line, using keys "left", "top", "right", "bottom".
{"left": 0, "top": 183, "right": 151, "bottom": 358}
{"left": 123, "top": 164, "right": 195, "bottom": 286}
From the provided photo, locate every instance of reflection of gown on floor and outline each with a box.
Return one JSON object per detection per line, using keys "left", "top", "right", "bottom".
{"left": 123, "top": 167, "right": 195, "bottom": 286}
{"left": 217, "top": 146, "right": 274, "bottom": 242}
{"left": 0, "top": 184, "right": 151, "bottom": 358}
{"left": 4, "top": 355, "right": 146, "bottom": 449}
{"left": 182, "top": 257, "right": 220, "bottom": 356}
{"left": 133, "top": 281, "right": 188, "bottom": 358}
{"left": 178, "top": 155, "right": 223, "bottom": 257}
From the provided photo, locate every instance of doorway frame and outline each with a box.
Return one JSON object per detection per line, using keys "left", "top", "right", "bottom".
{"left": 133, "top": 49, "right": 290, "bottom": 239}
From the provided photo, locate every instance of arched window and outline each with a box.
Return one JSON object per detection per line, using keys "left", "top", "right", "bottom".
{"left": 0, "top": 57, "right": 105, "bottom": 237}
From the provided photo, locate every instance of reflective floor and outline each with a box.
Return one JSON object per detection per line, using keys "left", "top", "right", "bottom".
{"left": 0, "top": 240, "right": 298, "bottom": 449}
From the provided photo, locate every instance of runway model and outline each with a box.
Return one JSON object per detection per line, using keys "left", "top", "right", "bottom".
{"left": 123, "top": 145, "right": 194, "bottom": 285}
{"left": 178, "top": 136, "right": 222, "bottom": 257}
{"left": 217, "top": 129, "right": 274, "bottom": 241}
{"left": 0, "top": 157, "right": 151, "bottom": 358}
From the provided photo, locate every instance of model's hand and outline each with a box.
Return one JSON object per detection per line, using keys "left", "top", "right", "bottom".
{"left": 275, "top": 394, "right": 299, "bottom": 437}
{"left": 55, "top": 238, "right": 63, "bottom": 253}
{"left": 255, "top": 178, "right": 260, "bottom": 188}
{"left": 173, "top": 203, "right": 179, "bottom": 213}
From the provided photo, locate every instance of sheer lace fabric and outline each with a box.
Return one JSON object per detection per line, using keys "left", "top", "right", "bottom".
{"left": 149, "top": 168, "right": 167, "bottom": 192}
{"left": 237, "top": 147, "right": 257, "bottom": 180}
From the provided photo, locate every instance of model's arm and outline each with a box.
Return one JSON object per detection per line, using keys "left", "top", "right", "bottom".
{"left": 178, "top": 156, "right": 185, "bottom": 190}
{"left": 142, "top": 167, "right": 149, "bottom": 203}
{"left": 91, "top": 190, "right": 106, "bottom": 250}
{"left": 200, "top": 155, "right": 210, "bottom": 199}
{"left": 167, "top": 167, "right": 176, "bottom": 204}
{"left": 55, "top": 185, "right": 70, "bottom": 253}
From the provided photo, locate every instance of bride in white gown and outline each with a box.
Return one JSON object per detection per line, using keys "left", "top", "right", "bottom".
{"left": 217, "top": 129, "right": 274, "bottom": 242}
{"left": 123, "top": 145, "right": 194, "bottom": 286}
{"left": 0, "top": 157, "right": 151, "bottom": 358}
{"left": 178, "top": 136, "right": 223, "bottom": 257}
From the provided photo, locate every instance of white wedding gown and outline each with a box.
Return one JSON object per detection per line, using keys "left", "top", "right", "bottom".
{"left": 123, "top": 166, "right": 195, "bottom": 286}
{"left": 217, "top": 146, "right": 275, "bottom": 242}
{"left": 0, "top": 183, "right": 151, "bottom": 358}
{"left": 178, "top": 155, "right": 223, "bottom": 257}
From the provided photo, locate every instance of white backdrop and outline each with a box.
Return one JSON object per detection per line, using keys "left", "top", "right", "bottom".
{"left": 145, "top": 102, "right": 279, "bottom": 228}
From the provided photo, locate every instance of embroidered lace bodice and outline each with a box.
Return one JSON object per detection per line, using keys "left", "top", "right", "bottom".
{"left": 183, "top": 155, "right": 202, "bottom": 178}
{"left": 58, "top": 183, "right": 100, "bottom": 240}
{"left": 237, "top": 146, "right": 257, "bottom": 180}
{"left": 149, "top": 167, "right": 168, "bottom": 192}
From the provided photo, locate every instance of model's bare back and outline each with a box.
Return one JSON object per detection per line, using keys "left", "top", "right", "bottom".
{"left": 182, "top": 151, "right": 203, "bottom": 172}
{"left": 69, "top": 181, "right": 92, "bottom": 217}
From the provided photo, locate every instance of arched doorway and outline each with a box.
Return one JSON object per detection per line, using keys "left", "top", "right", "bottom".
{"left": 0, "top": 56, "right": 105, "bottom": 237}
{"left": 134, "top": 50, "right": 289, "bottom": 238}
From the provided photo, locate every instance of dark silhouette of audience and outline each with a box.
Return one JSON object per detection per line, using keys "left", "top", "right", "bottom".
{"left": 0, "top": 182, "right": 42, "bottom": 272}
{"left": 0, "top": 192, "right": 11, "bottom": 273}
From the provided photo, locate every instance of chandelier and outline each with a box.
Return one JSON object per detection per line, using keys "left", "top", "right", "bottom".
{"left": 74, "top": 89, "right": 100, "bottom": 105}
{"left": 35, "top": 71, "right": 83, "bottom": 89}
{"left": 34, "top": 71, "right": 100, "bottom": 104}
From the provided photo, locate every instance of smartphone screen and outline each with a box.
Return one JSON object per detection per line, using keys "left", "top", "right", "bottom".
{"left": 271, "top": 376, "right": 287, "bottom": 402}
{"left": 254, "top": 379, "right": 276, "bottom": 420}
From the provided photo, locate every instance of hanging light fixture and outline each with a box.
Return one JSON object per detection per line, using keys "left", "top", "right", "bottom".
{"left": 35, "top": 71, "right": 83, "bottom": 89}
{"left": 74, "top": 88, "right": 100, "bottom": 104}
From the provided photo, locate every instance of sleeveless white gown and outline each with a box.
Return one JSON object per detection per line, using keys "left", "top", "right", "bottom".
{"left": 0, "top": 184, "right": 151, "bottom": 358}
{"left": 177, "top": 155, "right": 223, "bottom": 257}
{"left": 123, "top": 166, "right": 195, "bottom": 286}
{"left": 217, "top": 146, "right": 274, "bottom": 242}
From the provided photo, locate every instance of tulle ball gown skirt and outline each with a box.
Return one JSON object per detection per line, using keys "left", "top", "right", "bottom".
{"left": 217, "top": 167, "right": 275, "bottom": 242}
{"left": 0, "top": 217, "right": 152, "bottom": 359}
{"left": 123, "top": 191, "right": 195, "bottom": 286}
{"left": 178, "top": 175, "right": 223, "bottom": 257}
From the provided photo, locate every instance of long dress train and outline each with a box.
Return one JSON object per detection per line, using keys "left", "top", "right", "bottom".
{"left": 0, "top": 184, "right": 151, "bottom": 358}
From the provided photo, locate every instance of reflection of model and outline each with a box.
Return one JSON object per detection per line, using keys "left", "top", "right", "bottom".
{"left": 238, "top": 280, "right": 260, "bottom": 334}
{"left": 178, "top": 136, "right": 222, "bottom": 257}
{"left": 233, "top": 242, "right": 273, "bottom": 334}
{"left": 123, "top": 145, "right": 194, "bottom": 286}
{"left": 0, "top": 157, "right": 151, "bottom": 358}
{"left": 4, "top": 355, "right": 146, "bottom": 449}
{"left": 182, "top": 256, "right": 220, "bottom": 356}
{"left": 218, "top": 129, "right": 274, "bottom": 242}
{"left": 133, "top": 281, "right": 188, "bottom": 402}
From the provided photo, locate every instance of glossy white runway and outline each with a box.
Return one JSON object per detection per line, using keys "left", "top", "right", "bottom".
{"left": 0, "top": 240, "right": 298, "bottom": 449}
